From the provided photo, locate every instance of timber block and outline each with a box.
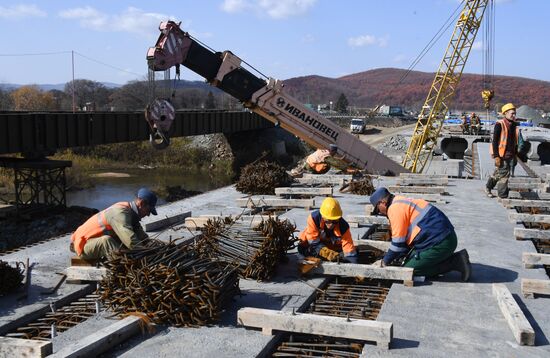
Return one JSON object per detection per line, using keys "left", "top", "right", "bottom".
{"left": 0, "top": 337, "right": 52, "bottom": 358}
{"left": 143, "top": 210, "right": 191, "bottom": 232}
{"left": 492, "top": 284, "right": 535, "bottom": 345}
{"left": 521, "top": 278, "right": 550, "bottom": 299}
{"left": 66, "top": 266, "right": 107, "bottom": 282}
{"left": 70, "top": 256, "right": 100, "bottom": 267}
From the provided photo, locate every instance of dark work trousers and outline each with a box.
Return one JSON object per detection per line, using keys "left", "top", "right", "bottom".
{"left": 485, "top": 159, "right": 515, "bottom": 198}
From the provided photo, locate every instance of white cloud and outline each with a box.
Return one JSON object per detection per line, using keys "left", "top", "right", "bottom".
{"left": 0, "top": 4, "right": 47, "bottom": 19}
{"left": 392, "top": 54, "right": 407, "bottom": 63}
{"left": 58, "top": 6, "right": 179, "bottom": 37}
{"left": 472, "top": 40, "right": 483, "bottom": 50}
{"left": 221, "top": 0, "right": 316, "bottom": 19}
{"left": 348, "top": 34, "right": 388, "bottom": 48}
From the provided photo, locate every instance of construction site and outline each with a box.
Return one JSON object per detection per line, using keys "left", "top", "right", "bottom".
{"left": 1, "top": 1, "right": 550, "bottom": 357}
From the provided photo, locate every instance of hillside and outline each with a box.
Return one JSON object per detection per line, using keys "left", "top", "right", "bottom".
{"left": 283, "top": 68, "right": 550, "bottom": 111}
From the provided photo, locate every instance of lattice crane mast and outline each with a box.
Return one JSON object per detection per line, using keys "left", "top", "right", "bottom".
{"left": 402, "top": 0, "right": 490, "bottom": 173}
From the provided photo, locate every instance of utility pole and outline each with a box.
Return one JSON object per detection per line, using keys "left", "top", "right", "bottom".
{"left": 72, "top": 50, "right": 75, "bottom": 113}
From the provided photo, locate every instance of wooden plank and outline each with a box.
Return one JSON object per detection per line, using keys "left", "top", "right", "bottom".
{"left": 66, "top": 266, "right": 107, "bottom": 281}
{"left": 500, "top": 199, "right": 550, "bottom": 208}
{"left": 236, "top": 197, "right": 314, "bottom": 209}
{"left": 302, "top": 173, "right": 353, "bottom": 181}
{"left": 521, "top": 278, "right": 550, "bottom": 298}
{"left": 295, "top": 177, "right": 343, "bottom": 185}
{"left": 396, "top": 178, "right": 448, "bottom": 186}
{"left": 346, "top": 215, "right": 389, "bottom": 226}
{"left": 522, "top": 252, "right": 550, "bottom": 268}
{"left": 70, "top": 257, "right": 100, "bottom": 267}
{"left": 388, "top": 185, "right": 446, "bottom": 194}
{"left": 399, "top": 173, "right": 447, "bottom": 179}
{"left": 509, "top": 212, "right": 550, "bottom": 224}
{"left": 508, "top": 183, "right": 543, "bottom": 190}
{"left": 0, "top": 337, "right": 52, "bottom": 358}
{"left": 508, "top": 191, "right": 550, "bottom": 200}
{"left": 514, "top": 227, "right": 550, "bottom": 240}
{"left": 237, "top": 307, "right": 393, "bottom": 348}
{"left": 492, "top": 284, "right": 535, "bottom": 346}
{"left": 275, "top": 187, "right": 333, "bottom": 196}
{"left": 49, "top": 316, "right": 142, "bottom": 358}
{"left": 355, "top": 239, "right": 390, "bottom": 251}
{"left": 509, "top": 177, "right": 542, "bottom": 183}
{"left": 309, "top": 262, "right": 413, "bottom": 284}
{"left": 143, "top": 210, "right": 191, "bottom": 232}
{"left": 392, "top": 193, "right": 447, "bottom": 203}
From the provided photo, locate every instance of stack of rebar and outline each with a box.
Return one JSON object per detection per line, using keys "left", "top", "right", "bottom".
{"left": 197, "top": 217, "right": 297, "bottom": 281}
{"left": 235, "top": 160, "right": 294, "bottom": 195}
{"left": 344, "top": 176, "right": 375, "bottom": 195}
{"left": 0, "top": 260, "right": 24, "bottom": 296}
{"left": 100, "top": 239, "right": 239, "bottom": 327}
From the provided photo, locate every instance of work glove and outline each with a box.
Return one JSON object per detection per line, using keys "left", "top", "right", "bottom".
{"left": 319, "top": 246, "right": 340, "bottom": 262}
{"left": 494, "top": 157, "right": 502, "bottom": 168}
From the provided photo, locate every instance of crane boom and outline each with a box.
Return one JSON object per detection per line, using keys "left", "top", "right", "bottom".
{"left": 146, "top": 21, "right": 407, "bottom": 175}
{"left": 402, "top": 0, "right": 490, "bottom": 173}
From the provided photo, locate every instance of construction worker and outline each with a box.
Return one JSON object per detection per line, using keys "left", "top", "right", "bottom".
{"left": 460, "top": 113, "right": 470, "bottom": 134}
{"left": 298, "top": 197, "right": 358, "bottom": 263}
{"left": 369, "top": 187, "right": 471, "bottom": 281}
{"left": 70, "top": 187, "right": 158, "bottom": 260}
{"left": 485, "top": 103, "right": 523, "bottom": 198}
{"left": 291, "top": 144, "right": 350, "bottom": 177}
{"left": 470, "top": 112, "right": 481, "bottom": 135}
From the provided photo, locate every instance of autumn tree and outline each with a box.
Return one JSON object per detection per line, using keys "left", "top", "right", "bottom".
{"left": 64, "top": 79, "right": 111, "bottom": 111}
{"left": 109, "top": 80, "right": 149, "bottom": 111}
{"left": 11, "top": 85, "right": 55, "bottom": 111}
{"left": 0, "top": 88, "right": 14, "bottom": 110}
{"left": 335, "top": 93, "right": 349, "bottom": 113}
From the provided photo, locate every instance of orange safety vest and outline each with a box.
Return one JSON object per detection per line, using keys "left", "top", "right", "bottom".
{"left": 387, "top": 196, "right": 431, "bottom": 247}
{"left": 70, "top": 202, "right": 131, "bottom": 256}
{"left": 306, "top": 149, "right": 331, "bottom": 173}
{"left": 490, "top": 119, "right": 519, "bottom": 158}
{"left": 299, "top": 210, "right": 356, "bottom": 256}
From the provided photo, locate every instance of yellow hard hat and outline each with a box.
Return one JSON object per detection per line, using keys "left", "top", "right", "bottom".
{"left": 320, "top": 197, "right": 342, "bottom": 220}
{"left": 501, "top": 103, "right": 516, "bottom": 114}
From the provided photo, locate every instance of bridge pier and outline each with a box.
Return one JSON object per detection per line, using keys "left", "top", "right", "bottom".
{"left": 0, "top": 157, "right": 71, "bottom": 213}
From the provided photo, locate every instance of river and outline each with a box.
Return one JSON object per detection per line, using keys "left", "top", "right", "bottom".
{"left": 66, "top": 167, "right": 232, "bottom": 211}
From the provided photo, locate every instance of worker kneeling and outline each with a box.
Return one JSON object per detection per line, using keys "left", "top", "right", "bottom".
{"left": 370, "top": 187, "right": 471, "bottom": 281}
{"left": 70, "top": 188, "right": 157, "bottom": 260}
{"left": 298, "top": 197, "right": 358, "bottom": 263}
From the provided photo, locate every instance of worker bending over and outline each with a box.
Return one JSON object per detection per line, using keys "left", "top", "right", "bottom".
{"left": 298, "top": 197, "right": 358, "bottom": 263}
{"left": 70, "top": 187, "right": 158, "bottom": 260}
{"left": 369, "top": 187, "right": 471, "bottom": 281}
{"left": 485, "top": 103, "right": 523, "bottom": 198}
{"left": 291, "top": 144, "right": 350, "bottom": 176}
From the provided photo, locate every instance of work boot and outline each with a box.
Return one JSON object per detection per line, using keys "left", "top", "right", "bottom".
{"left": 485, "top": 187, "right": 495, "bottom": 198}
{"left": 451, "top": 249, "right": 471, "bottom": 282}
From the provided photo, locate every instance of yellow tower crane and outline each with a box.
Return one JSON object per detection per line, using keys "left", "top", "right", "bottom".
{"left": 402, "top": 0, "right": 492, "bottom": 173}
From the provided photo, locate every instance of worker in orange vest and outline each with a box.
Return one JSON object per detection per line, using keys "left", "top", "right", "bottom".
{"left": 298, "top": 197, "right": 358, "bottom": 263}
{"left": 369, "top": 187, "right": 471, "bottom": 281}
{"left": 485, "top": 103, "right": 523, "bottom": 198}
{"left": 291, "top": 144, "right": 350, "bottom": 177}
{"left": 70, "top": 188, "right": 158, "bottom": 260}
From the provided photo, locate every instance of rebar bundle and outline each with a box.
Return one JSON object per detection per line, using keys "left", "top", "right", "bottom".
{"left": 100, "top": 239, "right": 239, "bottom": 327}
{"left": 197, "top": 217, "right": 297, "bottom": 281}
{"left": 343, "top": 176, "right": 375, "bottom": 195}
{"left": 0, "top": 260, "right": 24, "bottom": 296}
{"left": 235, "top": 161, "right": 294, "bottom": 195}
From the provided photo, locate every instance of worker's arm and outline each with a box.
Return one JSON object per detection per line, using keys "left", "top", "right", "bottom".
{"left": 491, "top": 122, "right": 502, "bottom": 158}
{"left": 382, "top": 209, "right": 410, "bottom": 265}
{"left": 108, "top": 207, "right": 148, "bottom": 250}
{"left": 339, "top": 222, "right": 358, "bottom": 264}
{"left": 300, "top": 215, "right": 326, "bottom": 254}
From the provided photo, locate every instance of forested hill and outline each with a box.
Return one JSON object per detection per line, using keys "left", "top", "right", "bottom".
{"left": 282, "top": 68, "right": 550, "bottom": 111}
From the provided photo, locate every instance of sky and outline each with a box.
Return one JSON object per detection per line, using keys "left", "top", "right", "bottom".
{"left": 0, "top": 0, "right": 548, "bottom": 86}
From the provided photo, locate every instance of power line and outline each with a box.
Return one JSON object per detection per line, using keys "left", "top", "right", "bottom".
{"left": 0, "top": 51, "right": 72, "bottom": 56}
{"left": 73, "top": 51, "right": 143, "bottom": 77}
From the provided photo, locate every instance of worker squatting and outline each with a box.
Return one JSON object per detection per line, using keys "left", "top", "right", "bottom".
{"left": 278, "top": 98, "right": 339, "bottom": 141}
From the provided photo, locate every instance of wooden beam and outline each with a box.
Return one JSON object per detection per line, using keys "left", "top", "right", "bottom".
{"left": 49, "top": 316, "right": 143, "bottom": 358}
{"left": 275, "top": 187, "right": 333, "bottom": 196}
{"left": 0, "top": 337, "right": 52, "bottom": 357}
{"left": 236, "top": 197, "right": 314, "bottom": 209}
{"left": 143, "top": 211, "right": 191, "bottom": 232}
{"left": 522, "top": 278, "right": 550, "bottom": 299}
{"left": 500, "top": 199, "right": 550, "bottom": 209}
{"left": 388, "top": 185, "right": 446, "bottom": 194}
{"left": 346, "top": 215, "right": 389, "bottom": 227}
{"left": 514, "top": 227, "right": 550, "bottom": 240}
{"left": 355, "top": 239, "right": 390, "bottom": 251}
{"left": 399, "top": 173, "right": 447, "bottom": 179}
{"left": 509, "top": 177, "right": 542, "bottom": 183}
{"left": 66, "top": 266, "right": 107, "bottom": 281}
{"left": 295, "top": 177, "right": 344, "bottom": 185}
{"left": 302, "top": 173, "right": 353, "bottom": 181}
{"left": 309, "top": 262, "right": 413, "bottom": 286}
{"left": 396, "top": 178, "right": 448, "bottom": 186}
{"left": 509, "top": 191, "right": 550, "bottom": 200}
{"left": 509, "top": 212, "right": 550, "bottom": 224}
{"left": 237, "top": 307, "right": 393, "bottom": 348}
{"left": 492, "top": 284, "right": 535, "bottom": 346}
{"left": 184, "top": 215, "right": 275, "bottom": 230}
{"left": 391, "top": 193, "right": 447, "bottom": 203}
{"left": 508, "top": 183, "right": 543, "bottom": 190}
{"left": 522, "top": 252, "right": 550, "bottom": 268}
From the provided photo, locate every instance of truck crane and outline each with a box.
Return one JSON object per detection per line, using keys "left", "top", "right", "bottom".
{"left": 145, "top": 21, "right": 407, "bottom": 175}
{"left": 402, "top": 0, "right": 492, "bottom": 173}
